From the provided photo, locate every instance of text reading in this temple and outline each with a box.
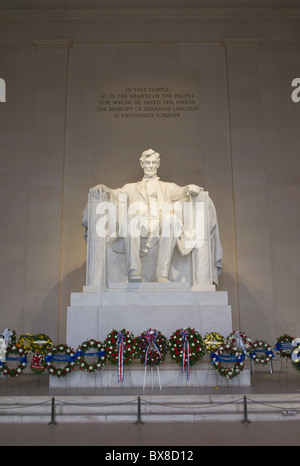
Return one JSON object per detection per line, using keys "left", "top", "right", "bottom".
{"left": 96, "top": 87, "right": 199, "bottom": 118}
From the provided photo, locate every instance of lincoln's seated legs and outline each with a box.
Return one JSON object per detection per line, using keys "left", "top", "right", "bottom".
{"left": 124, "top": 213, "right": 183, "bottom": 283}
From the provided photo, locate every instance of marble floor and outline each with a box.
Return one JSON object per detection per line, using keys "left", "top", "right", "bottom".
{"left": 0, "top": 360, "right": 299, "bottom": 446}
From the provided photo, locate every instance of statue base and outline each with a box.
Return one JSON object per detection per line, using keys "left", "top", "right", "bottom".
{"left": 54, "top": 282, "right": 251, "bottom": 389}
{"left": 66, "top": 282, "right": 232, "bottom": 348}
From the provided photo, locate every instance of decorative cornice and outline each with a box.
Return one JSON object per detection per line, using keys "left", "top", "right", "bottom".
{"left": 32, "top": 39, "right": 73, "bottom": 54}
{"left": 222, "top": 37, "right": 262, "bottom": 52}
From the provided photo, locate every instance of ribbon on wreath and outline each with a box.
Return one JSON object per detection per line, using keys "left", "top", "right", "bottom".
{"left": 144, "top": 329, "right": 162, "bottom": 366}
{"left": 180, "top": 329, "right": 190, "bottom": 380}
{"left": 117, "top": 331, "right": 125, "bottom": 382}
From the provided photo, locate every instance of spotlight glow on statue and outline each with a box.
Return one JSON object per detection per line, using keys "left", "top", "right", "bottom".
{"left": 83, "top": 149, "right": 223, "bottom": 285}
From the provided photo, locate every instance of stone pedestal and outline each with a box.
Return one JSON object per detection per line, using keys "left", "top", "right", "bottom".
{"left": 66, "top": 282, "right": 232, "bottom": 348}
{"left": 53, "top": 283, "right": 252, "bottom": 389}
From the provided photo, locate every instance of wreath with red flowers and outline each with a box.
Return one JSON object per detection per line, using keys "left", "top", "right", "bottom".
{"left": 136, "top": 328, "right": 168, "bottom": 366}
{"left": 211, "top": 343, "right": 245, "bottom": 379}
{"left": 0, "top": 344, "right": 27, "bottom": 378}
{"left": 227, "top": 330, "right": 253, "bottom": 354}
{"left": 168, "top": 328, "right": 205, "bottom": 366}
{"left": 275, "top": 334, "right": 294, "bottom": 359}
{"left": 249, "top": 340, "right": 274, "bottom": 365}
{"left": 104, "top": 329, "right": 137, "bottom": 366}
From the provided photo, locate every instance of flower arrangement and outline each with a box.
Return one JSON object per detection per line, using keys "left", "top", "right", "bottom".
{"left": 168, "top": 328, "right": 205, "bottom": 379}
{"left": 17, "top": 333, "right": 34, "bottom": 353}
{"left": 0, "top": 344, "right": 27, "bottom": 377}
{"left": 0, "top": 329, "right": 16, "bottom": 346}
{"left": 249, "top": 340, "right": 274, "bottom": 365}
{"left": 31, "top": 333, "right": 53, "bottom": 355}
{"left": 30, "top": 353, "right": 46, "bottom": 374}
{"left": 227, "top": 330, "right": 253, "bottom": 355}
{"left": 104, "top": 329, "right": 137, "bottom": 366}
{"left": 203, "top": 332, "right": 225, "bottom": 353}
{"left": 275, "top": 334, "right": 294, "bottom": 359}
{"left": 104, "top": 329, "right": 137, "bottom": 382}
{"left": 45, "top": 344, "right": 77, "bottom": 377}
{"left": 136, "top": 328, "right": 168, "bottom": 366}
{"left": 76, "top": 339, "right": 106, "bottom": 373}
{"left": 211, "top": 343, "right": 245, "bottom": 379}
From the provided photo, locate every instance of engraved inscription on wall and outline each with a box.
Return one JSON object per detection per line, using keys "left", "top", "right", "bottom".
{"left": 96, "top": 87, "right": 199, "bottom": 118}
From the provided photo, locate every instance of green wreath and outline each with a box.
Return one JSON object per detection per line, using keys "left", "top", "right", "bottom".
{"left": 0, "top": 345, "right": 27, "bottom": 377}
{"left": 211, "top": 343, "right": 245, "bottom": 379}
{"left": 203, "top": 332, "right": 225, "bottom": 353}
{"left": 168, "top": 327, "right": 205, "bottom": 367}
{"left": 136, "top": 329, "right": 168, "bottom": 366}
{"left": 291, "top": 341, "right": 300, "bottom": 372}
{"left": 45, "top": 344, "right": 77, "bottom": 377}
{"left": 76, "top": 339, "right": 106, "bottom": 372}
{"left": 31, "top": 333, "right": 53, "bottom": 355}
{"left": 17, "top": 333, "right": 34, "bottom": 353}
{"left": 249, "top": 340, "right": 274, "bottom": 365}
{"left": 104, "top": 329, "right": 137, "bottom": 366}
{"left": 275, "top": 334, "right": 294, "bottom": 359}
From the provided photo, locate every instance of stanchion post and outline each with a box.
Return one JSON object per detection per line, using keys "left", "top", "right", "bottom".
{"left": 135, "top": 396, "right": 144, "bottom": 425}
{"left": 242, "top": 395, "right": 251, "bottom": 424}
{"left": 48, "top": 396, "right": 57, "bottom": 425}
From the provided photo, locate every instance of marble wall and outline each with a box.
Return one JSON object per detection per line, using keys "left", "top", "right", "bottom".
{"left": 0, "top": 0, "right": 299, "bottom": 344}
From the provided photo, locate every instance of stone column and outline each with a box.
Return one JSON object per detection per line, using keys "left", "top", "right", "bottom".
{"left": 223, "top": 38, "right": 276, "bottom": 340}
{"left": 24, "top": 39, "right": 72, "bottom": 342}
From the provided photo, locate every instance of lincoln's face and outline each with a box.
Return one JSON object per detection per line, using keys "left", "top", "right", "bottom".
{"left": 140, "top": 154, "right": 160, "bottom": 178}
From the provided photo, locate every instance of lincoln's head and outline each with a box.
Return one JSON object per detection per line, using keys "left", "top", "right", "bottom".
{"left": 139, "top": 149, "right": 160, "bottom": 178}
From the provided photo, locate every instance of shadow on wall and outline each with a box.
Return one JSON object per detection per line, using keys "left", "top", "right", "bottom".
{"left": 218, "top": 270, "right": 275, "bottom": 343}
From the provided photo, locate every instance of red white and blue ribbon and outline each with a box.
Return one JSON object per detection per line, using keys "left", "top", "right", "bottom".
{"left": 180, "top": 329, "right": 190, "bottom": 380}
{"left": 144, "top": 329, "right": 162, "bottom": 365}
{"left": 117, "top": 331, "right": 124, "bottom": 382}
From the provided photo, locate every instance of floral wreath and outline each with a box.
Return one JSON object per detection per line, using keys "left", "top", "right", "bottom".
{"left": 291, "top": 341, "right": 300, "bottom": 372}
{"left": 211, "top": 343, "right": 245, "bottom": 379}
{"left": 249, "top": 340, "right": 274, "bottom": 365}
{"left": 76, "top": 339, "right": 106, "bottom": 373}
{"left": 0, "top": 329, "right": 16, "bottom": 346}
{"left": 275, "top": 334, "right": 294, "bottom": 359}
{"left": 136, "top": 328, "right": 168, "bottom": 366}
{"left": 31, "top": 333, "right": 53, "bottom": 355}
{"left": 168, "top": 328, "right": 205, "bottom": 379}
{"left": 227, "top": 331, "right": 253, "bottom": 355}
{"left": 17, "top": 333, "right": 34, "bottom": 353}
{"left": 0, "top": 344, "right": 27, "bottom": 377}
{"left": 203, "top": 332, "right": 225, "bottom": 353}
{"left": 31, "top": 353, "right": 46, "bottom": 374}
{"left": 45, "top": 344, "right": 77, "bottom": 377}
{"left": 104, "top": 329, "right": 137, "bottom": 382}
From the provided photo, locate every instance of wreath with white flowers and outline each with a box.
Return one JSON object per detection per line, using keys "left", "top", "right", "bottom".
{"left": 211, "top": 343, "right": 245, "bottom": 379}
{"left": 227, "top": 330, "right": 253, "bottom": 355}
{"left": 104, "top": 329, "right": 137, "bottom": 366}
{"left": 76, "top": 339, "right": 106, "bottom": 373}
{"left": 168, "top": 328, "right": 205, "bottom": 371}
{"left": 275, "top": 334, "right": 294, "bottom": 359}
{"left": 0, "top": 345, "right": 27, "bottom": 377}
{"left": 136, "top": 328, "right": 168, "bottom": 366}
{"left": 249, "top": 340, "right": 274, "bottom": 365}
{"left": 45, "top": 344, "right": 77, "bottom": 377}
{"left": 0, "top": 329, "right": 16, "bottom": 346}
{"left": 291, "top": 341, "right": 300, "bottom": 372}
{"left": 203, "top": 332, "right": 225, "bottom": 353}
